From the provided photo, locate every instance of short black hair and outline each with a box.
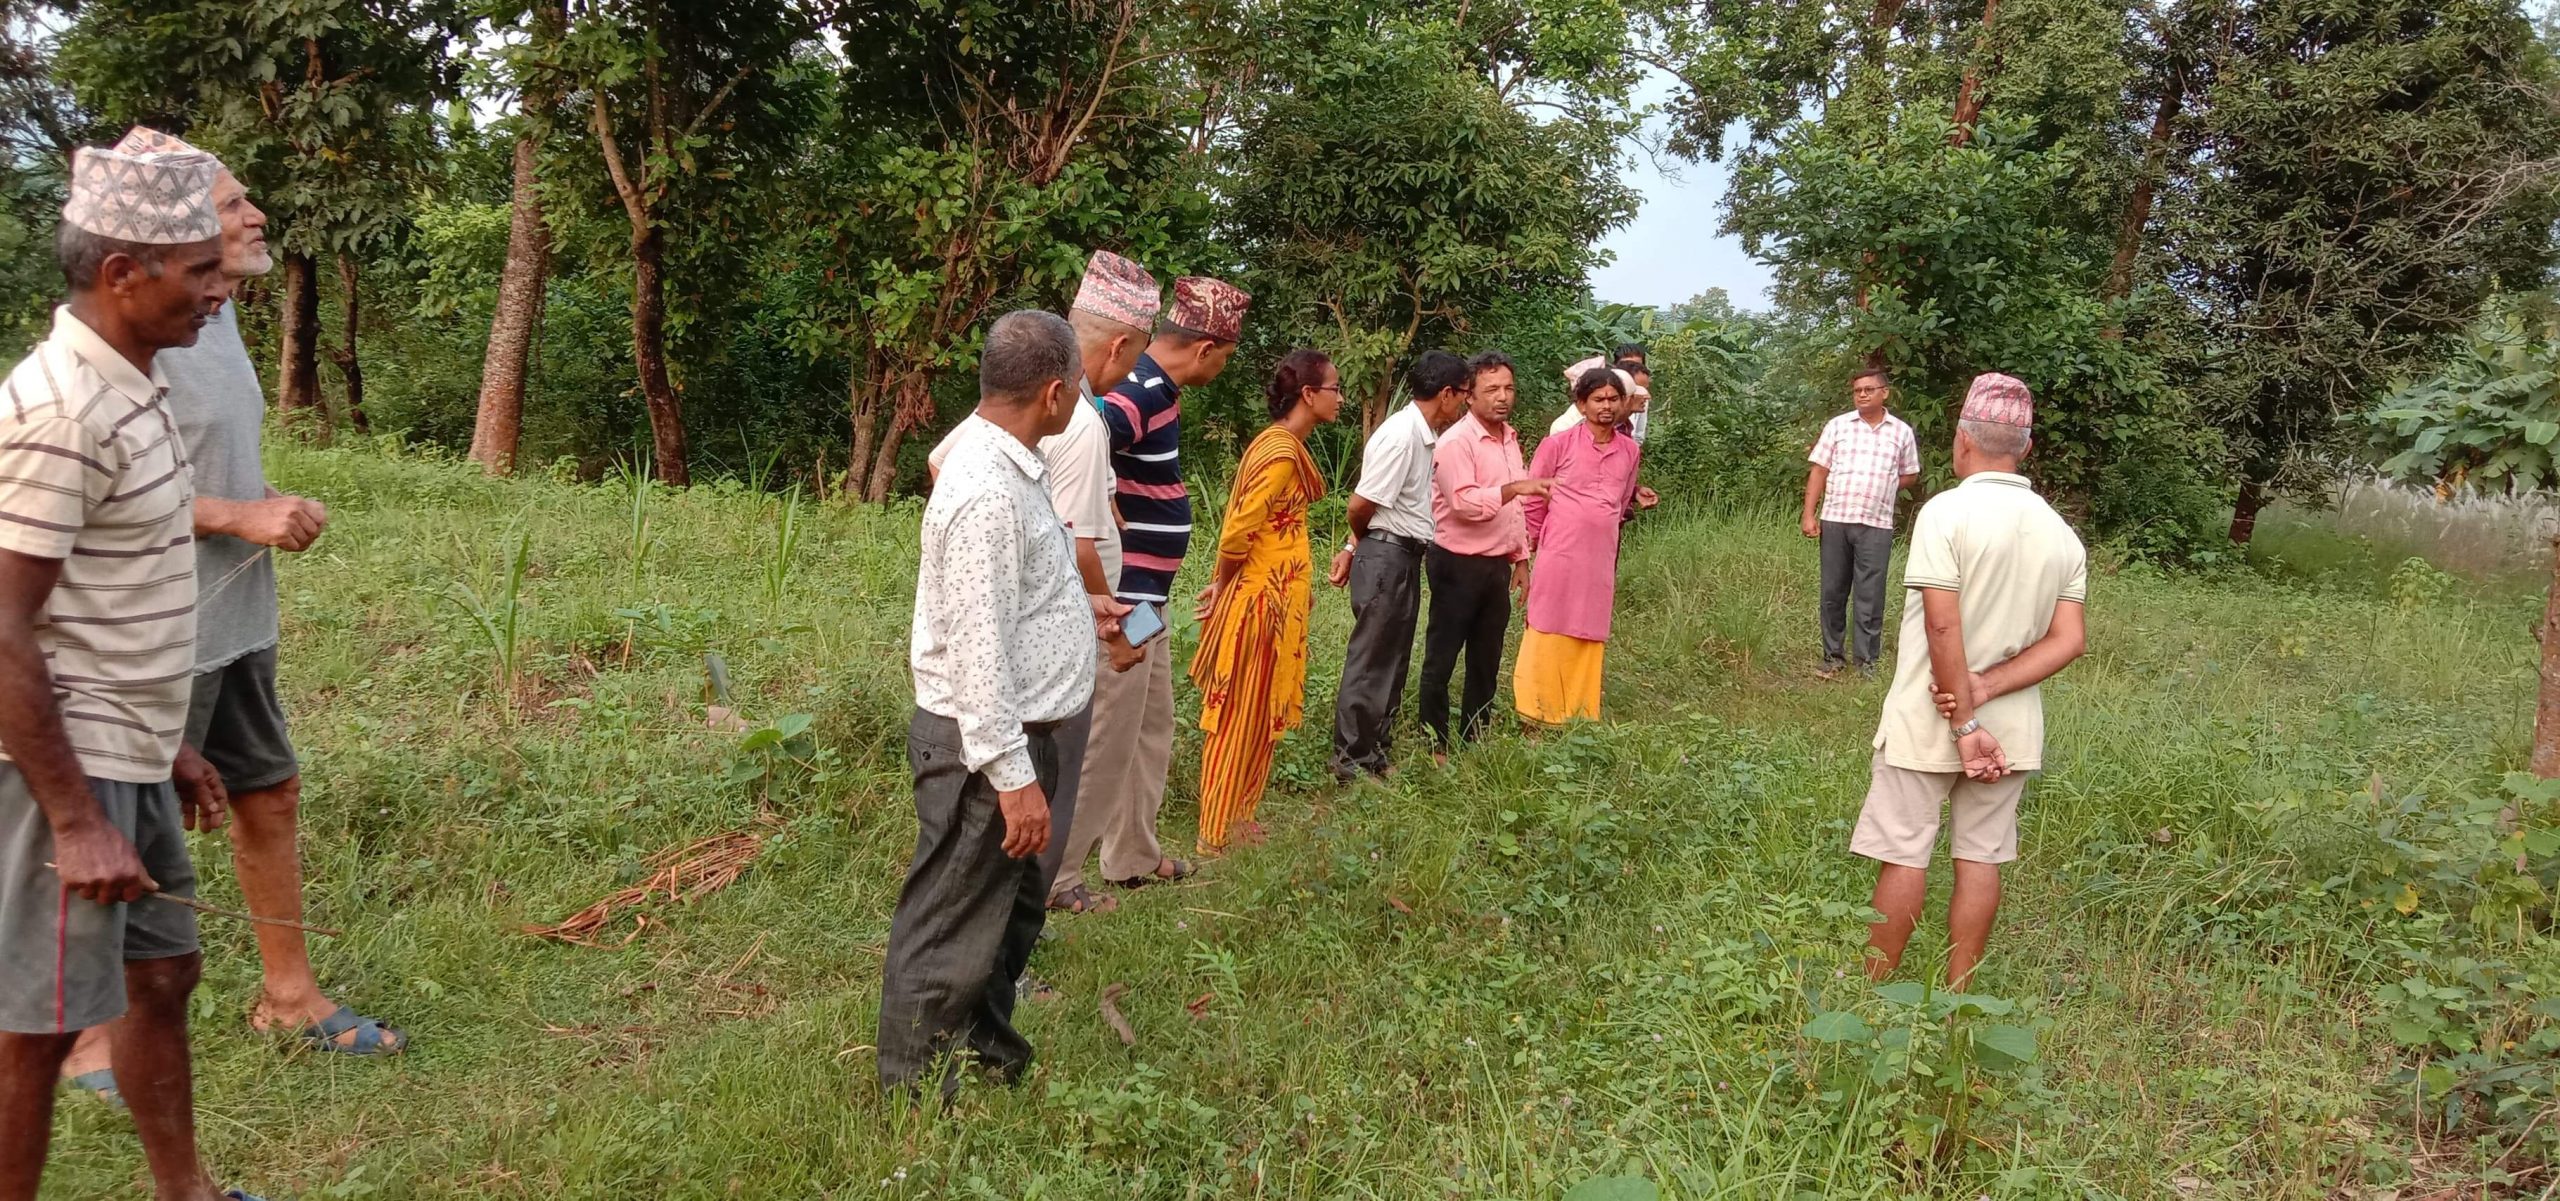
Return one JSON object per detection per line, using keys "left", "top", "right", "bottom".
{"left": 1851, "top": 365, "right": 1891, "bottom": 387}
{"left": 1467, "top": 350, "right": 1514, "bottom": 381}
{"left": 1407, "top": 349, "right": 1470, "bottom": 400}
{"left": 1153, "top": 319, "right": 1224, "bottom": 347}
{"left": 1572, "top": 366, "right": 1623, "bottom": 403}
{"left": 980, "top": 309, "right": 1077, "bottom": 405}
{"left": 1612, "top": 342, "right": 1646, "bottom": 364}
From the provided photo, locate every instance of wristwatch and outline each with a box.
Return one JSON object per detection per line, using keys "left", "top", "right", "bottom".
{"left": 1950, "top": 718, "right": 1982, "bottom": 738}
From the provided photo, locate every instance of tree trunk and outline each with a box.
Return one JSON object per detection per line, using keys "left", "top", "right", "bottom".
{"left": 470, "top": 130, "right": 551, "bottom": 474}
{"left": 849, "top": 369, "right": 882, "bottom": 498}
{"left": 1363, "top": 370, "right": 1396, "bottom": 436}
{"left": 2228, "top": 475, "right": 2268, "bottom": 544}
{"left": 1948, "top": 0, "right": 2002, "bottom": 147}
{"left": 275, "top": 252, "right": 321, "bottom": 419}
{"left": 628, "top": 222, "right": 688, "bottom": 486}
{"left": 2535, "top": 533, "right": 2560, "bottom": 778}
{"left": 2104, "top": 63, "right": 2186, "bottom": 307}
{"left": 327, "top": 253, "right": 368, "bottom": 435}
{"left": 861, "top": 373, "right": 929, "bottom": 502}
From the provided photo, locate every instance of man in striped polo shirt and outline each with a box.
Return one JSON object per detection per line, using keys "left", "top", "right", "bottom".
{"left": 0, "top": 146, "right": 264, "bottom": 1201}
{"left": 1086, "top": 276, "right": 1248, "bottom": 872}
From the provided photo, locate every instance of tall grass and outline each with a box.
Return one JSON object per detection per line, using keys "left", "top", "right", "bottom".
{"left": 51, "top": 443, "right": 2541, "bottom": 1201}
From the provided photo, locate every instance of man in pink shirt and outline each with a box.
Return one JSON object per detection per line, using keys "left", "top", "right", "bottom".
{"left": 1419, "top": 352, "right": 1550, "bottom": 761}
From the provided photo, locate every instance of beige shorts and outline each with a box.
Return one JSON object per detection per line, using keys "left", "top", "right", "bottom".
{"left": 1849, "top": 750, "right": 2029, "bottom": 870}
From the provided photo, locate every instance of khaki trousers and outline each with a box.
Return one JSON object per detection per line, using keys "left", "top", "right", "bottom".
{"left": 1049, "top": 642, "right": 1173, "bottom": 896}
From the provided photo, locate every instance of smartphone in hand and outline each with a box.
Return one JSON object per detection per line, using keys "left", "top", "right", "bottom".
{"left": 1120, "top": 600, "right": 1168, "bottom": 647}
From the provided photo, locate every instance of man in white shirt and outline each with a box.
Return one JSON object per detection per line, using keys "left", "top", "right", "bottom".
{"left": 1327, "top": 351, "right": 1472, "bottom": 780}
{"left": 1852, "top": 373, "right": 2087, "bottom": 993}
{"left": 1803, "top": 367, "right": 1922, "bottom": 678}
{"left": 878, "top": 310, "right": 1101, "bottom": 1099}
{"left": 918, "top": 251, "right": 1158, "bottom": 917}
{"left": 1037, "top": 252, "right": 1189, "bottom": 916}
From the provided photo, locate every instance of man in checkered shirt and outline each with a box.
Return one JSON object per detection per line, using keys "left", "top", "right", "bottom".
{"left": 1801, "top": 366, "right": 1921, "bottom": 678}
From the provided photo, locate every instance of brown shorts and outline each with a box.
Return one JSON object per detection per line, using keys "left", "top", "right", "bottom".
{"left": 1848, "top": 750, "right": 2029, "bottom": 870}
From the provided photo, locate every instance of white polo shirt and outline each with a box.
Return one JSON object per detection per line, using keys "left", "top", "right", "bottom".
{"left": 1353, "top": 402, "right": 1439, "bottom": 542}
{"left": 1873, "top": 471, "right": 2087, "bottom": 774}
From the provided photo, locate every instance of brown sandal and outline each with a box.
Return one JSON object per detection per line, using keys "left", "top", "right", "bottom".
{"left": 1047, "top": 884, "right": 1118, "bottom": 915}
{"left": 1110, "top": 858, "right": 1196, "bottom": 890}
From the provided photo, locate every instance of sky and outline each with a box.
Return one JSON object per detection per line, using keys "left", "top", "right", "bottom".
{"left": 1587, "top": 89, "right": 1777, "bottom": 313}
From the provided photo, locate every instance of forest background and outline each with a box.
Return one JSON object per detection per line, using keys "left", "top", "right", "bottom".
{"left": 0, "top": 0, "right": 2553, "bottom": 563}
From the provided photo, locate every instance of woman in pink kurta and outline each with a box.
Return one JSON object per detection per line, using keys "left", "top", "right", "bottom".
{"left": 1515, "top": 367, "right": 1645, "bottom": 724}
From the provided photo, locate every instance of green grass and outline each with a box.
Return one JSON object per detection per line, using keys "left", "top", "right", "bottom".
{"left": 41, "top": 446, "right": 2548, "bottom": 1199}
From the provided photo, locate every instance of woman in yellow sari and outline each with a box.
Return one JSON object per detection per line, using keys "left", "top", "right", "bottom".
{"left": 1190, "top": 349, "right": 1343, "bottom": 854}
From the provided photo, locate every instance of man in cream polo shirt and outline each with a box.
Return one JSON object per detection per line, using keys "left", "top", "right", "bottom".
{"left": 1852, "top": 372, "right": 2087, "bottom": 993}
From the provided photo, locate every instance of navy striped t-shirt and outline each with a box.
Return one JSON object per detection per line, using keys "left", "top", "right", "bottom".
{"left": 1100, "top": 352, "right": 1189, "bottom": 604}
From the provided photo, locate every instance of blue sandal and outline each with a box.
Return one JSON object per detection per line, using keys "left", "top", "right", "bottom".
{"left": 65, "top": 1068, "right": 123, "bottom": 1108}
{"left": 298, "top": 1006, "right": 406, "bottom": 1056}
{"left": 225, "top": 1190, "right": 269, "bottom": 1201}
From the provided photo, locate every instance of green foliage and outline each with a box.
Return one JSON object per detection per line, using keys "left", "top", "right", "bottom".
{"left": 2370, "top": 296, "right": 2560, "bottom": 497}
{"left": 1224, "top": 4, "right": 1636, "bottom": 426}
{"left": 1799, "top": 981, "right": 2053, "bottom": 1169}
{"left": 1728, "top": 111, "right": 2227, "bottom": 558}
{"left": 2171, "top": 0, "right": 2560, "bottom": 502}
{"left": 59, "top": 0, "right": 466, "bottom": 258}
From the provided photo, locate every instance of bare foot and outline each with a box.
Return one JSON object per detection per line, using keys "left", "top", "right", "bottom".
{"left": 1235, "top": 821, "right": 1269, "bottom": 847}
{"left": 58, "top": 1025, "right": 111, "bottom": 1081}
{"left": 1431, "top": 751, "right": 1450, "bottom": 768}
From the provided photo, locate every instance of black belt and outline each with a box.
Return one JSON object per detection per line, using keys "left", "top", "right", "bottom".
{"left": 1363, "top": 530, "right": 1427, "bottom": 553}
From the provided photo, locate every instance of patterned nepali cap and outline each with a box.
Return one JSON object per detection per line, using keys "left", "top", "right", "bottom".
{"left": 113, "top": 126, "right": 210, "bottom": 162}
{"left": 63, "top": 146, "right": 220, "bottom": 244}
{"left": 1169, "top": 276, "right": 1251, "bottom": 342}
{"left": 1959, "top": 372, "right": 2033, "bottom": 428}
{"left": 1072, "top": 250, "right": 1159, "bottom": 329}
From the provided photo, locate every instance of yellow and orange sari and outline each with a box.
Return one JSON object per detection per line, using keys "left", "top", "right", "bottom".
{"left": 1189, "top": 425, "right": 1323, "bottom": 851}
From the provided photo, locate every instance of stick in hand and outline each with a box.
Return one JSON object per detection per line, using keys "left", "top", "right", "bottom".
{"left": 45, "top": 863, "right": 341, "bottom": 937}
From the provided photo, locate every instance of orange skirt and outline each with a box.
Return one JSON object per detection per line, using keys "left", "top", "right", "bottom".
{"left": 1513, "top": 629, "right": 1605, "bottom": 725}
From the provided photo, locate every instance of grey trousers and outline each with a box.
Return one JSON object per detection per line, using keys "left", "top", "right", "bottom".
{"left": 1331, "top": 534, "right": 1424, "bottom": 778}
{"left": 1819, "top": 520, "right": 1894, "bottom": 667}
{"left": 1049, "top": 643, "right": 1170, "bottom": 896}
{"left": 877, "top": 703, "right": 1088, "bottom": 1095}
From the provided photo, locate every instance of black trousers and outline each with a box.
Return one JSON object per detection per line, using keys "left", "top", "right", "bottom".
{"left": 1819, "top": 520, "right": 1894, "bottom": 667}
{"left": 1420, "top": 545, "right": 1512, "bottom": 750}
{"left": 1330, "top": 535, "right": 1424, "bottom": 777}
{"left": 877, "top": 704, "right": 1087, "bottom": 1096}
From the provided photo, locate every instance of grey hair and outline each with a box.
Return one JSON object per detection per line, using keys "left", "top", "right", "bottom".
{"left": 980, "top": 309, "right": 1079, "bottom": 406}
{"left": 57, "top": 224, "right": 175, "bottom": 289}
{"left": 1958, "top": 418, "right": 2030, "bottom": 459}
{"left": 1068, "top": 307, "right": 1142, "bottom": 355}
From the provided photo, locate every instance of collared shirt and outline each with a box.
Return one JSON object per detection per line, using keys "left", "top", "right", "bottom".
{"left": 1809, "top": 409, "right": 1920, "bottom": 529}
{"left": 0, "top": 308, "right": 197, "bottom": 782}
{"left": 161, "top": 301, "right": 276, "bottom": 671}
{"left": 1042, "top": 391, "right": 1121, "bottom": 589}
{"left": 927, "top": 380, "right": 1121, "bottom": 590}
{"left": 1352, "top": 401, "right": 1439, "bottom": 543}
{"left": 1431, "top": 410, "right": 1528, "bottom": 560}
{"left": 1873, "top": 471, "right": 2088, "bottom": 774}
{"left": 1101, "top": 352, "right": 1187, "bottom": 604}
{"left": 911, "top": 414, "right": 1095, "bottom": 792}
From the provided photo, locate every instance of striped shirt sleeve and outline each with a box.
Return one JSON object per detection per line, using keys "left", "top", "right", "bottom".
{"left": 0, "top": 413, "right": 109, "bottom": 559}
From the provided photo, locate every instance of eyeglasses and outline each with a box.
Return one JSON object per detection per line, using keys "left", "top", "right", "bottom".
{"left": 1310, "top": 383, "right": 1343, "bottom": 394}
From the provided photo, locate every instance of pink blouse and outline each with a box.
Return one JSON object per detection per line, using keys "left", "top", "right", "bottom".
{"left": 1521, "top": 420, "right": 1641, "bottom": 642}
